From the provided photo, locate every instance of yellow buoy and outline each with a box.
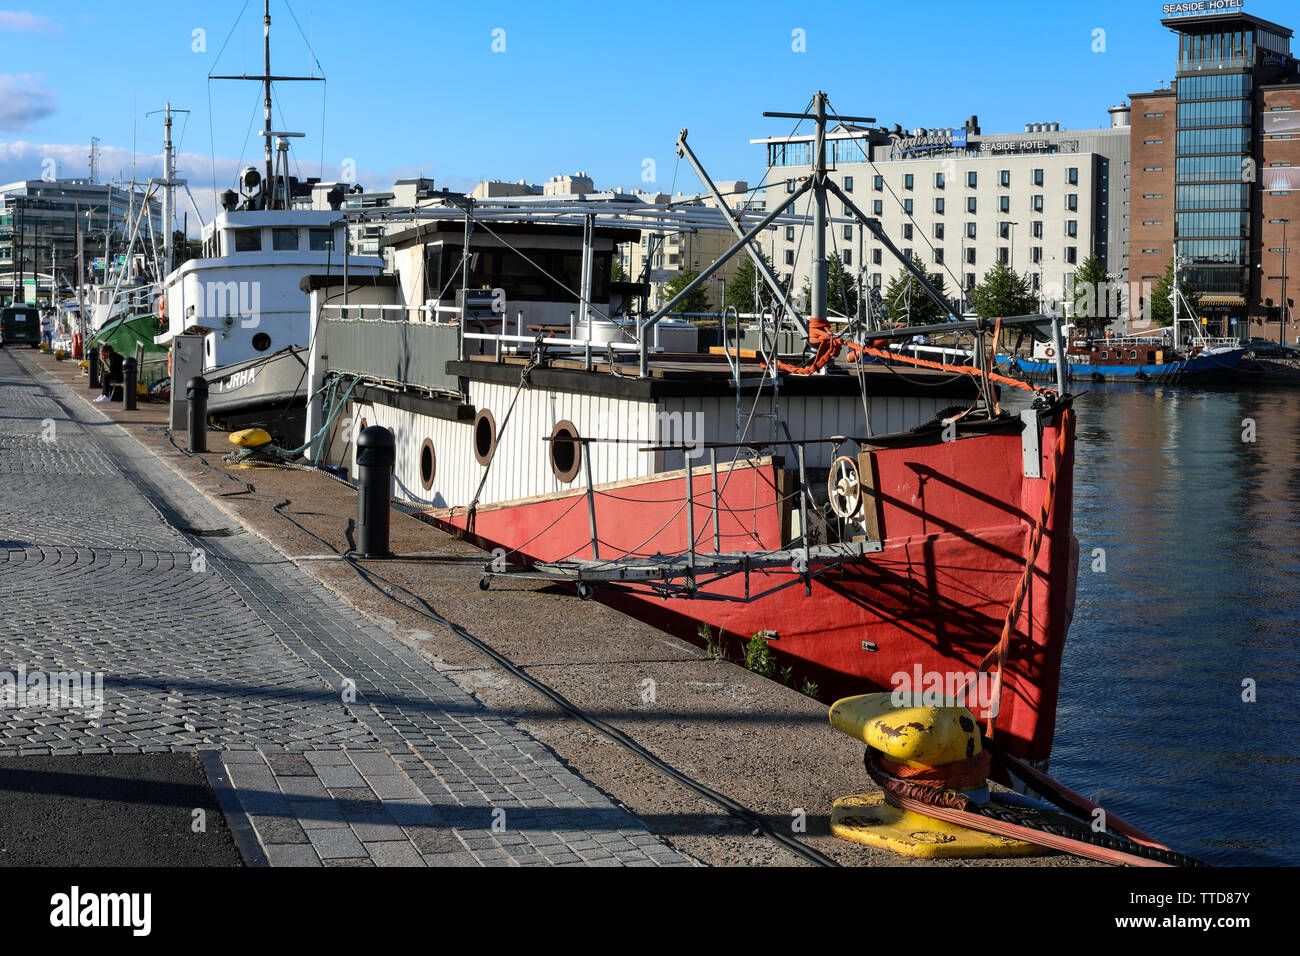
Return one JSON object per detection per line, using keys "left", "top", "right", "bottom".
{"left": 229, "top": 428, "right": 273, "bottom": 449}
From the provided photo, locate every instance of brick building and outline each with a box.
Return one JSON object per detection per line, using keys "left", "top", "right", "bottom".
{"left": 1130, "top": 9, "right": 1300, "bottom": 342}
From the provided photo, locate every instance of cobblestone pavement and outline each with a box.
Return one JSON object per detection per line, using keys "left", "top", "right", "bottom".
{"left": 0, "top": 350, "right": 692, "bottom": 867}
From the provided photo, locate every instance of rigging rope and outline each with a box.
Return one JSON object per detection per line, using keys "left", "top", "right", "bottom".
{"left": 456, "top": 332, "right": 546, "bottom": 534}
{"left": 766, "top": 316, "right": 1058, "bottom": 400}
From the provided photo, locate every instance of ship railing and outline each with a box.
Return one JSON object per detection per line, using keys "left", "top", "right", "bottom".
{"left": 487, "top": 434, "right": 875, "bottom": 602}
{"left": 462, "top": 330, "right": 642, "bottom": 369}
{"left": 1194, "top": 336, "right": 1241, "bottom": 349}
{"left": 485, "top": 433, "right": 885, "bottom": 603}
{"left": 323, "top": 303, "right": 440, "bottom": 322}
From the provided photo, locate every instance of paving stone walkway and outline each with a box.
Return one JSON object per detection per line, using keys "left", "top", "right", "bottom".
{"left": 0, "top": 349, "right": 692, "bottom": 867}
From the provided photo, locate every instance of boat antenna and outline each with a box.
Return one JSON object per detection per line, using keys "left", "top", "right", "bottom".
{"left": 209, "top": 0, "right": 323, "bottom": 210}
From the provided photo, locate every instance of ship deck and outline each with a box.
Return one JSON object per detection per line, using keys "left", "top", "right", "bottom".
{"left": 451, "top": 351, "right": 986, "bottom": 399}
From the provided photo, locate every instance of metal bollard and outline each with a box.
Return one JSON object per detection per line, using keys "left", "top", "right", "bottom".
{"left": 122, "top": 357, "right": 137, "bottom": 410}
{"left": 186, "top": 376, "right": 208, "bottom": 452}
{"left": 355, "top": 425, "right": 395, "bottom": 558}
{"left": 88, "top": 347, "right": 101, "bottom": 389}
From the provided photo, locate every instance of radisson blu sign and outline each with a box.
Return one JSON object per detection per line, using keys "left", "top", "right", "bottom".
{"left": 891, "top": 127, "right": 967, "bottom": 156}
{"left": 1161, "top": 0, "right": 1245, "bottom": 16}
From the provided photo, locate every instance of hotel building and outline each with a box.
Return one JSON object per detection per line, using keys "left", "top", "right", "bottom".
{"left": 1130, "top": 7, "right": 1299, "bottom": 340}
{"left": 754, "top": 112, "right": 1131, "bottom": 317}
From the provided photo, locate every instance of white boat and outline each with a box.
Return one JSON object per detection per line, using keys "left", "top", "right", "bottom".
{"left": 153, "top": 1, "right": 382, "bottom": 440}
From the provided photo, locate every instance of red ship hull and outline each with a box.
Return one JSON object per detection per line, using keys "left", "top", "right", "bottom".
{"left": 434, "top": 411, "right": 1077, "bottom": 762}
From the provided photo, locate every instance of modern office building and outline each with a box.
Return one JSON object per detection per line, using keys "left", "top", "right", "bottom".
{"left": 1130, "top": 8, "right": 1299, "bottom": 340}
{"left": 0, "top": 178, "right": 162, "bottom": 306}
{"left": 754, "top": 111, "right": 1131, "bottom": 316}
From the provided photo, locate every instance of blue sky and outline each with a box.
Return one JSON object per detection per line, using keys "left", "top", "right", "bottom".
{"left": 2, "top": 0, "right": 1296, "bottom": 226}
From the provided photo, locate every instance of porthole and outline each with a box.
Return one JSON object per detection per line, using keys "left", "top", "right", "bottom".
{"left": 473, "top": 409, "right": 496, "bottom": 465}
{"left": 252, "top": 332, "right": 271, "bottom": 351}
{"left": 550, "top": 420, "right": 581, "bottom": 483}
{"left": 419, "top": 438, "right": 436, "bottom": 490}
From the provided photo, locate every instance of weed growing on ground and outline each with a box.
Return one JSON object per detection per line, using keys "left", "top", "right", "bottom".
{"left": 743, "top": 631, "right": 776, "bottom": 679}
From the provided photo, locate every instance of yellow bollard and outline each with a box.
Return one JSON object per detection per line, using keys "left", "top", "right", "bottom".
{"left": 828, "top": 693, "right": 1048, "bottom": 859}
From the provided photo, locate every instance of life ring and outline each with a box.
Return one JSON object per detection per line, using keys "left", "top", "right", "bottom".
{"left": 157, "top": 295, "right": 167, "bottom": 320}
{"left": 1044, "top": 346, "right": 1055, "bottom": 358}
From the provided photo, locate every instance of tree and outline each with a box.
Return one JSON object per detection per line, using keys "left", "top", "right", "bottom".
{"left": 171, "top": 229, "right": 202, "bottom": 267}
{"left": 610, "top": 257, "right": 629, "bottom": 284}
{"left": 826, "top": 254, "right": 859, "bottom": 318}
{"left": 661, "top": 269, "right": 711, "bottom": 314}
{"left": 882, "top": 254, "right": 951, "bottom": 324}
{"left": 1068, "top": 253, "right": 1113, "bottom": 337}
{"left": 796, "top": 256, "right": 860, "bottom": 317}
{"left": 1149, "top": 258, "right": 1200, "bottom": 328}
{"left": 970, "top": 260, "right": 1038, "bottom": 320}
{"left": 723, "top": 251, "right": 777, "bottom": 315}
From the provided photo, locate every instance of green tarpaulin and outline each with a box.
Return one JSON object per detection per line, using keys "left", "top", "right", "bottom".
{"left": 90, "top": 313, "right": 168, "bottom": 357}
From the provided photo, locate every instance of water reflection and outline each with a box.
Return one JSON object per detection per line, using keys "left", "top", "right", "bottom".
{"left": 1031, "top": 385, "right": 1299, "bottom": 865}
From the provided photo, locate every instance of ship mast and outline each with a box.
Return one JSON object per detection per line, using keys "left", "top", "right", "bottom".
{"left": 263, "top": 0, "right": 273, "bottom": 206}
{"left": 209, "top": 0, "right": 323, "bottom": 210}
{"left": 148, "top": 102, "right": 189, "bottom": 275}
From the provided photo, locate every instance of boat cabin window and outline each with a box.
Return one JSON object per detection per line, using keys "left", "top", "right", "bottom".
{"left": 308, "top": 228, "right": 334, "bottom": 252}
{"left": 429, "top": 244, "right": 610, "bottom": 304}
{"left": 233, "top": 229, "right": 262, "bottom": 253}
{"left": 1100, "top": 350, "right": 1108, "bottom": 359}
{"left": 272, "top": 227, "right": 300, "bottom": 251}
{"left": 1129, "top": 350, "right": 1137, "bottom": 360}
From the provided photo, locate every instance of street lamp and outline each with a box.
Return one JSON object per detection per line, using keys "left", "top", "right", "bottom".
{"left": 1000, "top": 220, "right": 1019, "bottom": 273}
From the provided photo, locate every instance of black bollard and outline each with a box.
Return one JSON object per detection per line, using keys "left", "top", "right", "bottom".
{"left": 122, "top": 357, "right": 137, "bottom": 410}
{"left": 355, "top": 425, "right": 396, "bottom": 558}
{"left": 88, "top": 347, "right": 101, "bottom": 389}
{"left": 186, "top": 376, "right": 208, "bottom": 452}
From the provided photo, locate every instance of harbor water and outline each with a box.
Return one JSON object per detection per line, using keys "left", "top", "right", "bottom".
{"left": 1019, "top": 384, "right": 1299, "bottom": 866}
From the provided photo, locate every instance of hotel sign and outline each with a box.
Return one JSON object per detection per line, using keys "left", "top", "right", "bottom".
{"left": 890, "top": 127, "right": 967, "bottom": 157}
{"left": 982, "top": 140, "right": 1050, "bottom": 152}
{"left": 1161, "top": 0, "right": 1244, "bottom": 16}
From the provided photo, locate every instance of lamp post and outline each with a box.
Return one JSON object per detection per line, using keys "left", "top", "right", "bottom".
{"left": 1280, "top": 219, "right": 1290, "bottom": 347}
{"left": 1000, "top": 220, "right": 1019, "bottom": 274}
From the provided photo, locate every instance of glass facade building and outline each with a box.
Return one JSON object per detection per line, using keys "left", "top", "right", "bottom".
{"left": 1169, "top": 13, "right": 1295, "bottom": 301}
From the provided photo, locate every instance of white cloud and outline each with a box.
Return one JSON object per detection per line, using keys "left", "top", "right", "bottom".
{"left": 0, "top": 10, "right": 61, "bottom": 32}
{"left": 0, "top": 74, "right": 56, "bottom": 130}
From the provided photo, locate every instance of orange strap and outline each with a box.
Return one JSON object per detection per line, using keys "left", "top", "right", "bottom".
{"left": 769, "top": 317, "right": 1056, "bottom": 400}
{"left": 879, "top": 751, "right": 991, "bottom": 791}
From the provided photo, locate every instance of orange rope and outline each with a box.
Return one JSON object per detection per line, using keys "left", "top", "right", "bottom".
{"left": 769, "top": 316, "right": 1056, "bottom": 399}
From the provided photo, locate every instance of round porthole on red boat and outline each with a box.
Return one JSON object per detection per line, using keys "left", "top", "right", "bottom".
{"left": 474, "top": 409, "right": 497, "bottom": 465}
{"left": 549, "top": 420, "right": 581, "bottom": 483}
{"left": 419, "top": 437, "right": 436, "bottom": 491}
